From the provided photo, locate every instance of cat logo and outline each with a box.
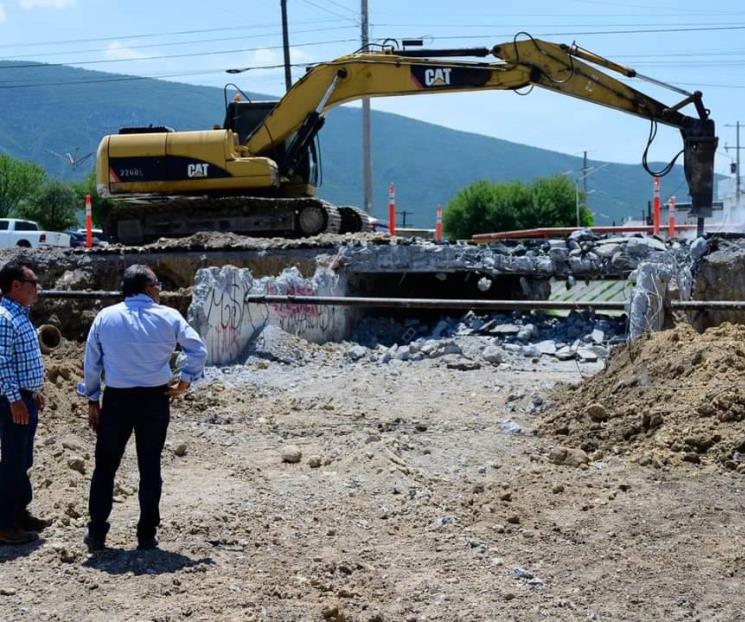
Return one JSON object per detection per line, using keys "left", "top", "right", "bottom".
{"left": 424, "top": 67, "right": 452, "bottom": 87}
{"left": 187, "top": 163, "right": 209, "bottom": 178}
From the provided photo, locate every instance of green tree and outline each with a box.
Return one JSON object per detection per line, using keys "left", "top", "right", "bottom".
{"left": 14, "top": 180, "right": 79, "bottom": 231}
{"left": 0, "top": 155, "right": 47, "bottom": 217}
{"left": 443, "top": 175, "right": 593, "bottom": 239}
{"left": 71, "top": 169, "right": 113, "bottom": 227}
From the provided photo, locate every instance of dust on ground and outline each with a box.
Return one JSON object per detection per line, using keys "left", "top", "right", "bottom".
{"left": 1, "top": 325, "right": 745, "bottom": 621}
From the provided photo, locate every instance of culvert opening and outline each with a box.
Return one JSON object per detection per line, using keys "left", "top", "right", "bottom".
{"left": 346, "top": 271, "right": 551, "bottom": 320}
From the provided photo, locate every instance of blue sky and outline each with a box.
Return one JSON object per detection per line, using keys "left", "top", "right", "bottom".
{"left": 1, "top": 0, "right": 744, "bottom": 182}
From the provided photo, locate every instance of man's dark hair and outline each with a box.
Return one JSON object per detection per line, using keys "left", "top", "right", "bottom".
{"left": 122, "top": 264, "right": 157, "bottom": 297}
{"left": 0, "top": 259, "right": 33, "bottom": 295}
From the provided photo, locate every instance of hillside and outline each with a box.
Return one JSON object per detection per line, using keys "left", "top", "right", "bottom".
{"left": 0, "top": 61, "right": 691, "bottom": 226}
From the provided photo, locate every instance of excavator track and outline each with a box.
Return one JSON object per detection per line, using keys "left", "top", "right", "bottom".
{"left": 337, "top": 206, "right": 373, "bottom": 234}
{"left": 104, "top": 195, "right": 342, "bottom": 245}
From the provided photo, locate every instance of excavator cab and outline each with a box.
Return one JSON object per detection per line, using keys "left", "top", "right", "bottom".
{"left": 222, "top": 100, "right": 319, "bottom": 190}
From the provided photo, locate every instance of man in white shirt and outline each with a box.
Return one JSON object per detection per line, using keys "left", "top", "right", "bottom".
{"left": 81, "top": 264, "right": 207, "bottom": 551}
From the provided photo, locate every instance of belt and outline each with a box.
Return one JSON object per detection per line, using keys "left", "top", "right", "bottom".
{"left": 104, "top": 384, "right": 169, "bottom": 395}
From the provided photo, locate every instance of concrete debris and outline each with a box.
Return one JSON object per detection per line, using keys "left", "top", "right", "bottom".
{"left": 281, "top": 445, "right": 303, "bottom": 464}
{"left": 548, "top": 447, "right": 590, "bottom": 467}
{"left": 67, "top": 457, "right": 85, "bottom": 475}
{"left": 333, "top": 232, "right": 694, "bottom": 280}
{"left": 481, "top": 345, "right": 504, "bottom": 364}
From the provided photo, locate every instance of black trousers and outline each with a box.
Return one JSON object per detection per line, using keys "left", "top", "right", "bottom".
{"left": 88, "top": 386, "right": 170, "bottom": 542}
{"left": 0, "top": 391, "right": 38, "bottom": 529}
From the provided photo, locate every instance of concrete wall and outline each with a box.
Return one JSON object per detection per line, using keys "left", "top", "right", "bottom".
{"left": 188, "top": 265, "right": 353, "bottom": 366}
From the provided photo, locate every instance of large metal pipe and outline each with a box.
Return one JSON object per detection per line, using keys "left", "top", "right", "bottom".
{"left": 37, "top": 290, "right": 745, "bottom": 312}
{"left": 244, "top": 294, "right": 745, "bottom": 312}
{"left": 37, "top": 324, "right": 61, "bottom": 354}
{"left": 40, "top": 290, "right": 180, "bottom": 300}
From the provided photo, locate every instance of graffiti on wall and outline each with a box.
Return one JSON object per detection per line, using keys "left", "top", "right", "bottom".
{"left": 189, "top": 265, "right": 352, "bottom": 365}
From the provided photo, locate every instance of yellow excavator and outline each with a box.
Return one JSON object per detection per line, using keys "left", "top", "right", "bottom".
{"left": 96, "top": 34, "right": 717, "bottom": 244}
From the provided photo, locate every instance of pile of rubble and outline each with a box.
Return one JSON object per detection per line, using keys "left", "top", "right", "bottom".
{"left": 235, "top": 310, "right": 626, "bottom": 369}
{"left": 541, "top": 322, "right": 745, "bottom": 470}
{"left": 339, "top": 230, "right": 691, "bottom": 278}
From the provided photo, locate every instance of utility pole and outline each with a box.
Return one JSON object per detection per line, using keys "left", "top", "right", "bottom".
{"left": 582, "top": 151, "right": 588, "bottom": 202}
{"left": 361, "top": 0, "right": 373, "bottom": 215}
{"left": 725, "top": 121, "right": 742, "bottom": 207}
{"left": 280, "top": 0, "right": 292, "bottom": 91}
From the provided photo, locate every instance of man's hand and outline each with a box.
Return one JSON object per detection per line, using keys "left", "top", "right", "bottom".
{"left": 88, "top": 402, "right": 101, "bottom": 432}
{"left": 167, "top": 379, "right": 190, "bottom": 401}
{"left": 10, "top": 400, "right": 29, "bottom": 425}
{"left": 34, "top": 391, "right": 45, "bottom": 412}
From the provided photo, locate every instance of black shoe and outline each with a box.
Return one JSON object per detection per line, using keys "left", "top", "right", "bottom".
{"left": 16, "top": 510, "right": 51, "bottom": 533}
{"left": 84, "top": 532, "right": 106, "bottom": 552}
{"left": 136, "top": 536, "right": 159, "bottom": 551}
{"left": 0, "top": 527, "right": 38, "bottom": 546}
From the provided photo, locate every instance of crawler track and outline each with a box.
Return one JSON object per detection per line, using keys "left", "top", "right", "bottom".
{"left": 105, "top": 195, "right": 343, "bottom": 245}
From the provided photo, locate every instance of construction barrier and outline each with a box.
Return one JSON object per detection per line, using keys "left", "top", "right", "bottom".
{"left": 652, "top": 176, "right": 661, "bottom": 236}
{"left": 85, "top": 193, "right": 93, "bottom": 248}
{"left": 668, "top": 195, "right": 676, "bottom": 239}
{"left": 388, "top": 183, "right": 396, "bottom": 236}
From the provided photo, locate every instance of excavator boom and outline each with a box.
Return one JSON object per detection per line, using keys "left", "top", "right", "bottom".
{"left": 244, "top": 37, "right": 716, "bottom": 217}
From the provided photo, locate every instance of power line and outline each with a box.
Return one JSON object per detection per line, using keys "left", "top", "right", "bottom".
{"left": 372, "top": 20, "right": 745, "bottom": 29}
{"left": 297, "top": 0, "right": 359, "bottom": 24}
{"left": 421, "top": 24, "right": 745, "bottom": 39}
{"left": 0, "top": 37, "right": 358, "bottom": 70}
{"left": 0, "top": 63, "right": 312, "bottom": 90}
{"left": 0, "top": 19, "right": 350, "bottom": 49}
{"left": 315, "top": 0, "right": 359, "bottom": 18}
{"left": 0, "top": 25, "right": 358, "bottom": 61}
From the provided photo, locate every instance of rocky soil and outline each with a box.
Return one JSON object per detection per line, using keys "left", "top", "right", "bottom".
{"left": 542, "top": 321, "right": 745, "bottom": 470}
{"left": 1, "top": 316, "right": 745, "bottom": 621}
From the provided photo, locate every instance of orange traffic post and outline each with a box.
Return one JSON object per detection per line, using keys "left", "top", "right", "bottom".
{"left": 435, "top": 205, "right": 443, "bottom": 241}
{"left": 668, "top": 195, "right": 676, "bottom": 239}
{"left": 652, "top": 176, "right": 661, "bottom": 235}
{"left": 84, "top": 193, "right": 93, "bottom": 248}
{"left": 388, "top": 182, "right": 396, "bottom": 236}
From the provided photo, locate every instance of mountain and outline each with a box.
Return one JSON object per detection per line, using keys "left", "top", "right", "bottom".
{"left": 0, "top": 61, "right": 691, "bottom": 227}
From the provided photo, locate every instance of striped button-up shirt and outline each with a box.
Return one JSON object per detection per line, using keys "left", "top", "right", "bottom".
{"left": 0, "top": 297, "right": 44, "bottom": 402}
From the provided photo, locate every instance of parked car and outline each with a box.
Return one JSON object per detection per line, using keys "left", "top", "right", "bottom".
{"left": 67, "top": 228, "right": 112, "bottom": 248}
{"left": 0, "top": 219, "right": 70, "bottom": 248}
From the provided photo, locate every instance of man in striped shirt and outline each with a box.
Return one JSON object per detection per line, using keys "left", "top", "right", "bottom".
{"left": 0, "top": 259, "right": 48, "bottom": 546}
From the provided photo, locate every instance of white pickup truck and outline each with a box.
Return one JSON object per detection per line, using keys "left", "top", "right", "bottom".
{"left": 0, "top": 219, "right": 70, "bottom": 248}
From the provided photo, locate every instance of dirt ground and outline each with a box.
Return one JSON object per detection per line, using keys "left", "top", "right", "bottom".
{"left": 2, "top": 327, "right": 745, "bottom": 621}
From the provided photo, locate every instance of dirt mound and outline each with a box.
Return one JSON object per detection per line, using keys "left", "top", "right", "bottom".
{"left": 541, "top": 322, "right": 745, "bottom": 470}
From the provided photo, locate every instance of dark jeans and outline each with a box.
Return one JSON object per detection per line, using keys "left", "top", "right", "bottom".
{"left": 0, "top": 391, "right": 38, "bottom": 529}
{"left": 88, "top": 386, "right": 170, "bottom": 542}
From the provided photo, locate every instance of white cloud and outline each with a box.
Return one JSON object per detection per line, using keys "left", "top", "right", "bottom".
{"left": 0, "top": 4, "right": 6, "bottom": 21}
{"left": 237, "top": 46, "right": 313, "bottom": 71}
{"left": 20, "top": 0, "right": 75, "bottom": 8}
{"left": 104, "top": 41, "right": 147, "bottom": 61}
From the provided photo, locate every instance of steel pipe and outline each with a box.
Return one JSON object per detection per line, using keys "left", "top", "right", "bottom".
{"left": 245, "top": 294, "right": 745, "bottom": 312}
{"left": 245, "top": 294, "right": 628, "bottom": 311}
{"left": 37, "top": 290, "right": 745, "bottom": 312}
{"left": 40, "top": 290, "right": 182, "bottom": 300}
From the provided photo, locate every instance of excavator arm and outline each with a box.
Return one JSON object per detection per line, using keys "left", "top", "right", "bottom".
{"left": 244, "top": 35, "right": 716, "bottom": 218}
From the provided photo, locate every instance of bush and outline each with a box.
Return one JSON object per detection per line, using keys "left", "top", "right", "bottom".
{"left": 443, "top": 175, "right": 593, "bottom": 239}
